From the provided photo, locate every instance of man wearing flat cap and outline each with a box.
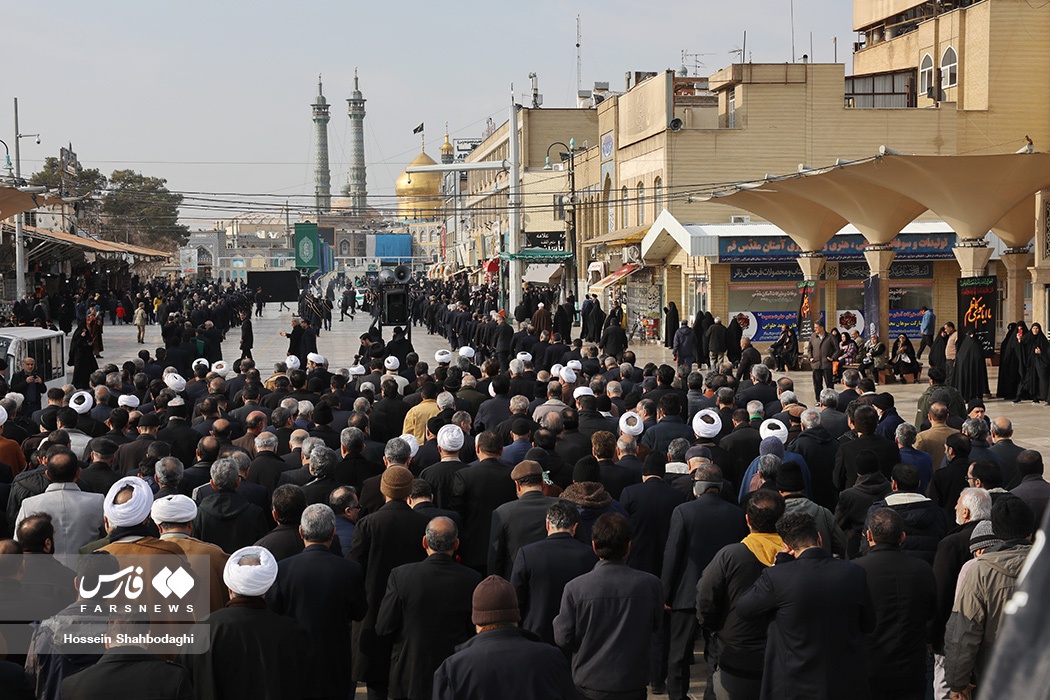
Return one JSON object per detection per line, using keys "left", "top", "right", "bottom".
{"left": 350, "top": 464, "right": 431, "bottom": 700}
{"left": 433, "top": 575, "right": 576, "bottom": 699}
{"left": 487, "top": 460, "right": 559, "bottom": 579}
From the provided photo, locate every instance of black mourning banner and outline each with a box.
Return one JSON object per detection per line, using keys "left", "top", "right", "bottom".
{"left": 957, "top": 276, "right": 997, "bottom": 358}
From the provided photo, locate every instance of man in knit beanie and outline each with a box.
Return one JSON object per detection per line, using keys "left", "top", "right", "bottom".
{"left": 349, "top": 462, "right": 431, "bottom": 699}
{"left": 433, "top": 575, "right": 575, "bottom": 699}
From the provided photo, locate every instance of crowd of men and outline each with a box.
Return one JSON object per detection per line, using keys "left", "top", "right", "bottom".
{"left": 0, "top": 282, "right": 1044, "bottom": 700}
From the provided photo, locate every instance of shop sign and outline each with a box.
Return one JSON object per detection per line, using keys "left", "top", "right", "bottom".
{"left": 957, "top": 276, "right": 997, "bottom": 357}
{"left": 719, "top": 233, "right": 956, "bottom": 263}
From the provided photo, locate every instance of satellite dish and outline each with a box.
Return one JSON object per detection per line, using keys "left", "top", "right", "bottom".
{"left": 669, "top": 118, "right": 684, "bottom": 131}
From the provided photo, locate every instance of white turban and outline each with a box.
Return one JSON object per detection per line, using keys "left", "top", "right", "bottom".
{"left": 212, "top": 361, "right": 231, "bottom": 378}
{"left": 559, "top": 368, "right": 577, "bottom": 384}
{"left": 307, "top": 353, "right": 325, "bottom": 365}
{"left": 151, "top": 494, "right": 198, "bottom": 524}
{"left": 70, "top": 391, "right": 94, "bottom": 415}
{"left": 164, "top": 373, "right": 187, "bottom": 392}
{"left": 223, "top": 546, "right": 279, "bottom": 597}
{"left": 459, "top": 346, "right": 475, "bottom": 359}
{"left": 567, "top": 360, "right": 582, "bottom": 371}
{"left": 118, "top": 394, "right": 140, "bottom": 409}
{"left": 191, "top": 358, "right": 210, "bottom": 372}
{"left": 538, "top": 302, "right": 544, "bottom": 309}
{"left": 103, "top": 476, "right": 154, "bottom": 528}
{"left": 759, "top": 419, "right": 789, "bottom": 444}
{"left": 573, "top": 387, "right": 594, "bottom": 399}
{"left": 437, "top": 424, "right": 465, "bottom": 452}
{"left": 349, "top": 364, "right": 366, "bottom": 376}
{"left": 285, "top": 355, "right": 301, "bottom": 370}
{"left": 0, "top": 405, "right": 8, "bottom": 428}
{"left": 384, "top": 356, "right": 400, "bottom": 371}
{"left": 398, "top": 434, "right": 420, "bottom": 458}
{"left": 516, "top": 352, "right": 532, "bottom": 362}
{"left": 169, "top": 397, "right": 186, "bottom": 408}
{"left": 488, "top": 383, "right": 496, "bottom": 398}
{"left": 692, "top": 409, "right": 722, "bottom": 439}
{"left": 550, "top": 364, "right": 564, "bottom": 377}
{"left": 435, "top": 350, "right": 452, "bottom": 364}
{"left": 619, "top": 411, "right": 643, "bottom": 436}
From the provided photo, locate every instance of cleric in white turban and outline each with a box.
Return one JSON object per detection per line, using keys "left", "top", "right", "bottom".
{"left": 224, "top": 546, "right": 279, "bottom": 598}
{"left": 103, "top": 476, "right": 155, "bottom": 530}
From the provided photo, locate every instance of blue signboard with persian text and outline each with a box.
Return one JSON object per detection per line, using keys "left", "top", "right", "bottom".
{"left": 719, "top": 233, "right": 956, "bottom": 263}
{"left": 729, "top": 261, "right": 934, "bottom": 283}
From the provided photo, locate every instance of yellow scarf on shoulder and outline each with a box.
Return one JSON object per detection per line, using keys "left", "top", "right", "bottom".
{"left": 742, "top": 532, "right": 785, "bottom": 567}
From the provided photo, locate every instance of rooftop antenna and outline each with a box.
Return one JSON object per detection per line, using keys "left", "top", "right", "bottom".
{"left": 576, "top": 15, "right": 582, "bottom": 94}
{"left": 680, "top": 50, "right": 715, "bottom": 76}
{"left": 529, "top": 72, "right": 543, "bottom": 108}
{"left": 790, "top": 0, "right": 796, "bottom": 62}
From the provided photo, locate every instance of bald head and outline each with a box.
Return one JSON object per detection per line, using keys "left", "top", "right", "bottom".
{"left": 211, "top": 419, "right": 232, "bottom": 439}
{"left": 991, "top": 416, "right": 1013, "bottom": 440}
{"left": 424, "top": 516, "right": 458, "bottom": 555}
{"left": 245, "top": 411, "right": 268, "bottom": 433}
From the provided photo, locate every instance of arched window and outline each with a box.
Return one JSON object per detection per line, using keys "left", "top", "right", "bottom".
{"left": 355, "top": 239, "right": 366, "bottom": 256}
{"left": 621, "top": 186, "right": 628, "bottom": 229}
{"left": 653, "top": 177, "right": 663, "bottom": 218}
{"left": 603, "top": 176, "right": 613, "bottom": 235}
{"left": 339, "top": 239, "right": 350, "bottom": 256}
{"left": 919, "top": 54, "right": 934, "bottom": 96}
{"left": 941, "top": 46, "right": 958, "bottom": 88}
{"left": 636, "top": 183, "right": 645, "bottom": 226}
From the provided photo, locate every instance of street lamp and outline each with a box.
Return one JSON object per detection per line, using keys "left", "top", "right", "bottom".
{"left": 543, "top": 139, "right": 579, "bottom": 305}
{"left": 13, "top": 98, "right": 41, "bottom": 301}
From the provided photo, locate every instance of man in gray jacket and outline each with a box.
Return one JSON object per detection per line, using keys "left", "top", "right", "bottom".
{"left": 806, "top": 322, "right": 837, "bottom": 401}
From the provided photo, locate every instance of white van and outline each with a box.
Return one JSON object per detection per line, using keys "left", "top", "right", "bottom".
{"left": 0, "top": 327, "right": 68, "bottom": 390}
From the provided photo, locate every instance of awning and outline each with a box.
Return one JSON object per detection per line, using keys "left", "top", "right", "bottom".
{"left": 587, "top": 261, "right": 606, "bottom": 274}
{"left": 22, "top": 225, "right": 171, "bottom": 260}
{"left": 588, "top": 263, "right": 641, "bottom": 294}
{"left": 483, "top": 258, "right": 500, "bottom": 273}
{"left": 0, "top": 186, "right": 65, "bottom": 220}
{"left": 499, "top": 248, "right": 574, "bottom": 262}
{"left": 523, "top": 263, "right": 564, "bottom": 285}
{"left": 580, "top": 224, "right": 649, "bottom": 248}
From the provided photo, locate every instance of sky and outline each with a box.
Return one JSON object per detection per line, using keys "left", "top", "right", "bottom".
{"left": 1, "top": 0, "right": 855, "bottom": 229}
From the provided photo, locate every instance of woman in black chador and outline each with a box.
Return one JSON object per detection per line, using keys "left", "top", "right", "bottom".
{"left": 770, "top": 325, "right": 799, "bottom": 371}
{"left": 1020, "top": 322, "right": 1049, "bottom": 403}
{"left": 997, "top": 322, "right": 1023, "bottom": 400}
{"left": 954, "top": 327, "right": 990, "bottom": 403}
{"left": 889, "top": 333, "right": 918, "bottom": 382}
{"left": 68, "top": 323, "right": 98, "bottom": 390}
{"left": 663, "top": 301, "right": 679, "bottom": 348}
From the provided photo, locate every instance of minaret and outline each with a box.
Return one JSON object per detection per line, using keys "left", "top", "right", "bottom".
{"left": 312, "top": 75, "right": 332, "bottom": 214}
{"left": 441, "top": 122, "right": 455, "bottom": 165}
{"left": 346, "top": 69, "right": 367, "bottom": 215}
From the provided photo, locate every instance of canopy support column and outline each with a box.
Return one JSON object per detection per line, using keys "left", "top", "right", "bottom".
{"left": 953, "top": 239, "right": 994, "bottom": 278}
{"left": 796, "top": 252, "right": 826, "bottom": 333}
{"left": 1000, "top": 249, "right": 1031, "bottom": 327}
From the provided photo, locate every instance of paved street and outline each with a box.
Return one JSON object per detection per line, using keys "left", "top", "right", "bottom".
{"left": 99, "top": 303, "right": 1050, "bottom": 461}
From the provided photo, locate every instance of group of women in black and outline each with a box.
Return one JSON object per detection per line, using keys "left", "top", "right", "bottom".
{"left": 997, "top": 321, "right": 1050, "bottom": 403}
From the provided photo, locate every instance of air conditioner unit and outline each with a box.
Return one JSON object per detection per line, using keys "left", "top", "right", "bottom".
{"left": 730, "top": 215, "right": 750, "bottom": 224}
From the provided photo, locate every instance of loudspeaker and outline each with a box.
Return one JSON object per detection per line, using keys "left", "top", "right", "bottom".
{"left": 393, "top": 264, "right": 412, "bottom": 284}
{"left": 377, "top": 269, "right": 396, "bottom": 286}
{"left": 382, "top": 287, "right": 409, "bottom": 325}
{"left": 669, "top": 118, "right": 683, "bottom": 131}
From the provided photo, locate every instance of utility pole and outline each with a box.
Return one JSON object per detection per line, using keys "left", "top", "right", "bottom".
{"left": 13, "top": 98, "right": 26, "bottom": 301}
{"left": 507, "top": 90, "right": 523, "bottom": 313}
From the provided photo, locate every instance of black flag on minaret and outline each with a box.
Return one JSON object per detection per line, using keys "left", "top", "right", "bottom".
{"left": 412, "top": 123, "right": 424, "bottom": 134}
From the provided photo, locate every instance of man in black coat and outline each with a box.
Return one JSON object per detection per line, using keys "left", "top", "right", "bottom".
{"left": 833, "top": 405, "right": 901, "bottom": 491}
{"left": 854, "top": 508, "right": 937, "bottom": 699}
{"left": 375, "top": 516, "right": 483, "bottom": 700}
{"left": 62, "top": 643, "right": 194, "bottom": 700}
{"left": 599, "top": 321, "right": 628, "bottom": 361}
{"left": 510, "top": 501, "right": 598, "bottom": 645}
{"left": 349, "top": 466, "right": 431, "bottom": 699}
{"left": 370, "top": 380, "right": 409, "bottom": 444}
{"left": 660, "top": 465, "right": 748, "bottom": 699}
{"left": 790, "top": 409, "right": 841, "bottom": 511}
{"left": 718, "top": 409, "right": 763, "bottom": 487}
{"left": 268, "top": 504, "right": 368, "bottom": 700}
{"left": 239, "top": 309, "right": 253, "bottom": 360}
{"left": 433, "top": 575, "right": 576, "bottom": 699}
{"left": 450, "top": 431, "right": 516, "bottom": 574}
{"left": 737, "top": 512, "right": 876, "bottom": 700}
{"left": 487, "top": 460, "right": 558, "bottom": 578}
{"left": 193, "top": 459, "right": 270, "bottom": 554}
